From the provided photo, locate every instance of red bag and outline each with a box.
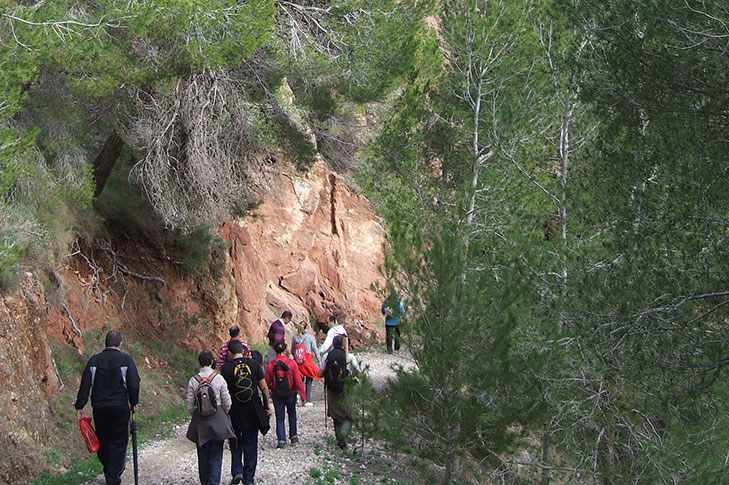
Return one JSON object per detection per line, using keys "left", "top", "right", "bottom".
{"left": 78, "top": 416, "right": 100, "bottom": 453}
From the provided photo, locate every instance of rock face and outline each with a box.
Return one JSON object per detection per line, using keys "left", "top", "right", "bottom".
{"left": 222, "top": 160, "right": 387, "bottom": 347}
{"left": 0, "top": 274, "right": 59, "bottom": 482}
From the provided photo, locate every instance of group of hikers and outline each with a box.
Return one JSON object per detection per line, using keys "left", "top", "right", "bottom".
{"left": 73, "top": 297, "right": 404, "bottom": 485}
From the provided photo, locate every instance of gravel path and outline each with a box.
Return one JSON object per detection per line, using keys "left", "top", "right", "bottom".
{"left": 87, "top": 349, "right": 415, "bottom": 485}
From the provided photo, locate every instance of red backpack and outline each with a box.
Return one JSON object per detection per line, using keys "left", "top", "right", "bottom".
{"left": 293, "top": 343, "right": 307, "bottom": 365}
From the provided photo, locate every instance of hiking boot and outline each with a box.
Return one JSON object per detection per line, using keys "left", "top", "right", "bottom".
{"left": 230, "top": 474, "right": 243, "bottom": 485}
{"left": 290, "top": 437, "right": 299, "bottom": 444}
{"left": 304, "top": 401, "right": 313, "bottom": 407}
{"left": 277, "top": 442, "right": 286, "bottom": 449}
{"left": 337, "top": 441, "right": 347, "bottom": 450}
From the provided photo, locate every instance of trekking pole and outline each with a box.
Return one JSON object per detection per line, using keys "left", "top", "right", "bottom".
{"left": 324, "top": 384, "right": 328, "bottom": 431}
{"left": 130, "top": 409, "right": 139, "bottom": 485}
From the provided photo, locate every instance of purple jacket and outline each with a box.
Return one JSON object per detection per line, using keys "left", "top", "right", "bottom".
{"left": 267, "top": 319, "right": 286, "bottom": 346}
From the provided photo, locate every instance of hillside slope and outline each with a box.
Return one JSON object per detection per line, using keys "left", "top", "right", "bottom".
{"left": 0, "top": 159, "right": 386, "bottom": 484}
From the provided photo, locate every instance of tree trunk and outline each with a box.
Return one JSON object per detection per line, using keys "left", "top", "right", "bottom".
{"left": 540, "top": 422, "right": 551, "bottom": 485}
{"left": 93, "top": 132, "right": 124, "bottom": 198}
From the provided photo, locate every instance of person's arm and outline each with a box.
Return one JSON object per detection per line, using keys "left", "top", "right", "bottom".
{"left": 308, "top": 335, "right": 321, "bottom": 363}
{"left": 216, "top": 344, "right": 227, "bottom": 373}
{"left": 264, "top": 361, "right": 273, "bottom": 391}
{"left": 126, "top": 356, "right": 141, "bottom": 410}
{"left": 217, "top": 374, "right": 232, "bottom": 413}
{"left": 317, "top": 354, "right": 328, "bottom": 378}
{"left": 319, "top": 330, "right": 333, "bottom": 355}
{"left": 74, "top": 360, "right": 93, "bottom": 416}
{"left": 185, "top": 376, "right": 197, "bottom": 415}
{"left": 291, "top": 362, "right": 306, "bottom": 402}
{"left": 257, "top": 378, "right": 271, "bottom": 415}
{"left": 348, "top": 354, "right": 361, "bottom": 373}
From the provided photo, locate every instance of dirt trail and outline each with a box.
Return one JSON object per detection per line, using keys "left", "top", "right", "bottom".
{"left": 85, "top": 349, "right": 415, "bottom": 485}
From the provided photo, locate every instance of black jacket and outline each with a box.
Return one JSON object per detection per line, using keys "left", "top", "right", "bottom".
{"left": 75, "top": 348, "right": 140, "bottom": 409}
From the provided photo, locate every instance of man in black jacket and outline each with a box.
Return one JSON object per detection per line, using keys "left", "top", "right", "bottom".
{"left": 75, "top": 330, "right": 140, "bottom": 485}
{"left": 221, "top": 339, "right": 271, "bottom": 485}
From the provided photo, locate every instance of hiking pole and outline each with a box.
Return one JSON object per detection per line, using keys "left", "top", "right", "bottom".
{"left": 324, "top": 384, "right": 328, "bottom": 431}
{"left": 130, "top": 409, "right": 139, "bottom": 485}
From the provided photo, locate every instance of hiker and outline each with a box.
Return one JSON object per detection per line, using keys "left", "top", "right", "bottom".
{"left": 221, "top": 339, "right": 271, "bottom": 485}
{"left": 217, "top": 325, "right": 249, "bottom": 371}
{"left": 266, "top": 310, "right": 292, "bottom": 362}
{"left": 291, "top": 320, "right": 321, "bottom": 406}
{"left": 265, "top": 341, "right": 306, "bottom": 448}
{"left": 318, "top": 314, "right": 348, "bottom": 357}
{"left": 74, "top": 330, "right": 140, "bottom": 485}
{"left": 381, "top": 291, "right": 405, "bottom": 352}
{"left": 318, "top": 335, "right": 360, "bottom": 450}
{"left": 185, "top": 350, "right": 235, "bottom": 485}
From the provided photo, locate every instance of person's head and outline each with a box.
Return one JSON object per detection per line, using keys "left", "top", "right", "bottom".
{"left": 328, "top": 314, "right": 337, "bottom": 325}
{"left": 297, "top": 321, "right": 308, "bottom": 335}
{"left": 229, "top": 326, "right": 240, "bottom": 338}
{"left": 333, "top": 335, "right": 346, "bottom": 349}
{"left": 281, "top": 311, "right": 293, "bottom": 324}
{"left": 250, "top": 349, "right": 263, "bottom": 367}
{"left": 228, "top": 339, "right": 244, "bottom": 357}
{"left": 274, "top": 341, "right": 287, "bottom": 355}
{"left": 105, "top": 330, "right": 123, "bottom": 348}
{"left": 198, "top": 350, "right": 214, "bottom": 368}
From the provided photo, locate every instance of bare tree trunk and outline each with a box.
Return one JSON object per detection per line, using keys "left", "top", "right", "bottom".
{"left": 540, "top": 421, "right": 551, "bottom": 485}
{"left": 93, "top": 132, "right": 124, "bottom": 198}
{"left": 466, "top": 79, "right": 483, "bottom": 228}
{"left": 558, "top": 84, "right": 573, "bottom": 242}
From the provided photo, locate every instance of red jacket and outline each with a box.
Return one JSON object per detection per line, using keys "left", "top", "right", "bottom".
{"left": 265, "top": 355, "right": 306, "bottom": 402}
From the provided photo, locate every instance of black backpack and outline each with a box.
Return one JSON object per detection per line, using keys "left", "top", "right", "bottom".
{"left": 233, "top": 360, "right": 254, "bottom": 403}
{"left": 194, "top": 375, "right": 217, "bottom": 416}
{"left": 272, "top": 361, "right": 291, "bottom": 397}
{"left": 325, "top": 349, "right": 349, "bottom": 393}
{"left": 250, "top": 350, "right": 264, "bottom": 369}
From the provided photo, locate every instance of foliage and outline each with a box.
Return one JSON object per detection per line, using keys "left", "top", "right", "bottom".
{"left": 361, "top": 0, "right": 729, "bottom": 482}
{"left": 32, "top": 456, "right": 101, "bottom": 485}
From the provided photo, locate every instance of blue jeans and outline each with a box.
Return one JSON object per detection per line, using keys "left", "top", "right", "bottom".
{"left": 230, "top": 427, "right": 258, "bottom": 485}
{"left": 196, "top": 439, "right": 223, "bottom": 485}
{"left": 272, "top": 393, "right": 298, "bottom": 444}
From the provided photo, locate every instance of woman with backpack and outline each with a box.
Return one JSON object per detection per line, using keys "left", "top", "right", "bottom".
{"left": 185, "top": 350, "right": 235, "bottom": 485}
{"left": 291, "top": 321, "right": 321, "bottom": 406}
{"left": 264, "top": 342, "right": 306, "bottom": 448}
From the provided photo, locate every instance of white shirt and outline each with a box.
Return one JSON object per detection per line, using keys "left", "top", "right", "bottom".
{"left": 318, "top": 324, "right": 348, "bottom": 355}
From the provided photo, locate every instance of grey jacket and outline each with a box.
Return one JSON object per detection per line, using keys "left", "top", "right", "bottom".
{"left": 292, "top": 333, "right": 321, "bottom": 362}
{"left": 185, "top": 367, "right": 234, "bottom": 446}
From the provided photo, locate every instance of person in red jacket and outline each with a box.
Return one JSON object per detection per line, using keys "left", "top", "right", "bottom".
{"left": 265, "top": 342, "right": 306, "bottom": 448}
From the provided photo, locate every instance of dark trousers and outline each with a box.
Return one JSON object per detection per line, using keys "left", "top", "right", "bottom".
{"left": 272, "top": 393, "right": 298, "bottom": 444}
{"left": 303, "top": 376, "right": 313, "bottom": 402}
{"left": 385, "top": 325, "right": 400, "bottom": 352}
{"left": 196, "top": 439, "right": 224, "bottom": 485}
{"left": 231, "top": 427, "right": 258, "bottom": 485}
{"left": 93, "top": 406, "right": 130, "bottom": 485}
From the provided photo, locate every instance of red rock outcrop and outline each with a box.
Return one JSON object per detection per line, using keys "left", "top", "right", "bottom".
{"left": 0, "top": 274, "right": 59, "bottom": 482}
{"left": 222, "top": 159, "right": 387, "bottom": 347}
